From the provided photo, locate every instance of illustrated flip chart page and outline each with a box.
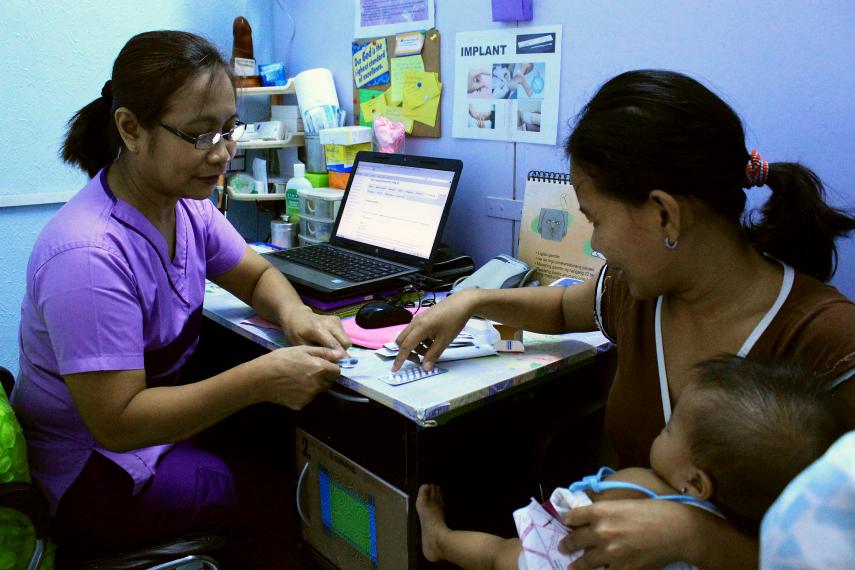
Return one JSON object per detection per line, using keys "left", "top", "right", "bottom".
{"left": 453, "top": 26, "right": 562, "bottom": 144}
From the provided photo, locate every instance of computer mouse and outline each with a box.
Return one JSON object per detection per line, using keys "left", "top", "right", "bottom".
{"left": 355, "top": 301, "right": 413, "bottom": 329}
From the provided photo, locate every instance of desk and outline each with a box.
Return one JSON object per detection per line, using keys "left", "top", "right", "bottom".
{"left": 202, "top": 281, "right": 614, "bottom": 569}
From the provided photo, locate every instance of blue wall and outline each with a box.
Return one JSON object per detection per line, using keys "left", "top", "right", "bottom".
{"left": 2, "top": 0, "right": 854, "bottom": 373}
{"left": 278, "top": 0, "right": 855, "bottom": 293}
{"left": 0, "top": 0, "right": 276, "bottom": 373}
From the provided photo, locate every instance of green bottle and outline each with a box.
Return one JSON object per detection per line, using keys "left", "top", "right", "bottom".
{"left": 285, "top": 163, "right": 311, "bottom": 222}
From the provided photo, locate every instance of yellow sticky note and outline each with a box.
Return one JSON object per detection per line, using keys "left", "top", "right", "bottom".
{"left": 352, "top": 38, "right": 389, "bottom": 88}
{"left": 390, "top": 55, "right": 424, "bottom": 103}
{"left": 382, "top": 105, "right": 415, "bottom": 134}
{"left": 404, "top": 82, "right": 441, "bottom": 128}
{"left": 360, "top": 91, "right": 388, "bottom": 124}
{"left": 384, "top": 89, "right": 399, "bottom": 107}
{"left": 402, "top": 71, "right": 439, "bottom": 107}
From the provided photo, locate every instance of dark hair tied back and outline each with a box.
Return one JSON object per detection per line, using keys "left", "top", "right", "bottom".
{"left": 567, "top": 69, "right": 855, "bottom": 281}
{"left": 100, "top": 80, "right": 113, "bottom": 100}
{"left": 61, "top": 31, "right": 232, "bottom": 178}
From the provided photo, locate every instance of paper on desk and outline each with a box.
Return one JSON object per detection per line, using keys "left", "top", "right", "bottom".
{"left": 513, "top": 488, "right": 589, "bottom": 570}
{"left": 374, "top": 319, "right": 499, "bottom": 362}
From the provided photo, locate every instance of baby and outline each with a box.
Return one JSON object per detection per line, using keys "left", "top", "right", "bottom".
{"left": 416, "top": 355, "right": 845, "bottom": 570}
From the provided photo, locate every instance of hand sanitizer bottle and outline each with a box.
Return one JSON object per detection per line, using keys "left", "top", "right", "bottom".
{"left": 285, "top": 163, "right": 311, "bottom": 222}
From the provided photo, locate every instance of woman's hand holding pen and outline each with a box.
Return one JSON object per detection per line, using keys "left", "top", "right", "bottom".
{"left": 393, "top": 289, "right": 478, "bottom": 371}
{"left": 254, "top": 346, "right": 343, "bottom": 410}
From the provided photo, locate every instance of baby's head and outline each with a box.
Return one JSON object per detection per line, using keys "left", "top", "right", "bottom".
{"left": 650, "top": 355, "right": 844, "bottom": 529}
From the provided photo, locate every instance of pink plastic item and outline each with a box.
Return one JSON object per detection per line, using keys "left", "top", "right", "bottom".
{"left": 342, "top": 307, "right": 423, "bottom": 349}
{"left": 373, "top": 115, "right": 406, "bottom": 153}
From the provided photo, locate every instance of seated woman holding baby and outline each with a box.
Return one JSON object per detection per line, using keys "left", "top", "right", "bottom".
{"left": 394, "top": 69, "right": 855, "bottom": 568}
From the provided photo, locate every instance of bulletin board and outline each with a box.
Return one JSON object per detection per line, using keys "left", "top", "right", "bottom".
{"left": 352, "top": 28, "right": 442, "bottom": 138}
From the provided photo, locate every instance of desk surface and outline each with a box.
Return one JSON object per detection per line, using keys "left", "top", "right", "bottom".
{"left": 203, "top": 281, "right": 611, "bottom": 427}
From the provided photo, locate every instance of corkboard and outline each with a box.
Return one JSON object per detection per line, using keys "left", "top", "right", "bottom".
{"left": 352, "top": 28, "right": 441, "bottom": 138}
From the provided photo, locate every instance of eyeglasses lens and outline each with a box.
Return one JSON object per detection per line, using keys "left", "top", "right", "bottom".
{"left": 194, "top": 123, "right": 245, "bottom": 150}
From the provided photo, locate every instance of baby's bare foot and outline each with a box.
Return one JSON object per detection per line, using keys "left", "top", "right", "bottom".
{"left": 416, "top": 483, "right": 449, "bottom": 562}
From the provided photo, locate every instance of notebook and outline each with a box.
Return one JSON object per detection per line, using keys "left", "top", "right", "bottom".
{"left": 263, "top": 152, "right": 463, "bottom": 299}
{"left": 517, "top": 170, "right": 605, "bottom": 284}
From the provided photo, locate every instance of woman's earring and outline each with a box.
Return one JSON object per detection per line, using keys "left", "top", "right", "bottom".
{"left": 664, "top": 236, "right": 678, "bottom": 250}
{"left": 680, "top": 487, "right": 688, "bottom": 494}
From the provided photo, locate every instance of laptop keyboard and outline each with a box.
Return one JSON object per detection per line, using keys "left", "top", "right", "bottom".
{"left": 271, "top": 244, "right": 407, "bottom": 282}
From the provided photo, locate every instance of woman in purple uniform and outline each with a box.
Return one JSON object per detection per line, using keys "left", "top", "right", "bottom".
{"left": 12, "top": 31, "right": 350, "bottom": 567}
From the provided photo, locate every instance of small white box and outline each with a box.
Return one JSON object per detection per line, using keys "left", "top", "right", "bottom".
{"left": 256, "top": 120, "right": 288, "bottom": 141}
{"left": 319, "top": 126, "right": 373, "bottom": 146}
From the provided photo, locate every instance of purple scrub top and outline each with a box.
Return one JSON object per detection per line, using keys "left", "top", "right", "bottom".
{"left": 12, "top": 168, "right": 247, "bottom": 513}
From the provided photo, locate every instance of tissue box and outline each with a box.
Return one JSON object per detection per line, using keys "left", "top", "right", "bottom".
{"left": 319, "top": 126, "right": 373, "bottom": 146}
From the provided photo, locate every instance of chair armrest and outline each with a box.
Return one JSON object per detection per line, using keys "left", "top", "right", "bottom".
{"left": 0, "top": 481, "right": 51, "bottom": 539}
{"left": 67, "top": 533, "right": 225, "bottom": 570}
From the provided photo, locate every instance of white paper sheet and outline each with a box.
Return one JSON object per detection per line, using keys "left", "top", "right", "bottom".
{"left": 354, "top": 0, "right": 435, "bottom": 39}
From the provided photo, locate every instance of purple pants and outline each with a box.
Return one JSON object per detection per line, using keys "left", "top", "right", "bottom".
{"left": 54, "top": 432, "right": 305, "bottom": 568}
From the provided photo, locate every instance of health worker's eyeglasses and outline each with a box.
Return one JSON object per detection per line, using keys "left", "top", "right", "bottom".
{"left": 159, "top": 121, "right": 246, "bottom": 150}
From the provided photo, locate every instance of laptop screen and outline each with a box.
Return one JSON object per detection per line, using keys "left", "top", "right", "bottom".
{"left": 334, "top": 160, "right": 456, "bottom": 260}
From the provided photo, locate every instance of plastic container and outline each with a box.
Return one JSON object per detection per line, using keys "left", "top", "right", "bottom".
{"left": 227, "top": 172, "right": 255, "bottom": 194}
{"left": 298, "top": 187, "right": 342, "bottom": 221}
{"left": 328, "top": 170, "right": 351, "bottom": 190}
{"left": 304, "top": 172, "right": 329, "bottom": 188}
{"left": 285, "top": 163, "right": 312, "bottom": 222}
{"left": 304, "top": 134, "right": 327, "bottom": 173}
{"left": 299, "top": 213, "right": 335, "bottom": 242}
{"left": 298, "top": 233, "right": 325, "bottom": 247}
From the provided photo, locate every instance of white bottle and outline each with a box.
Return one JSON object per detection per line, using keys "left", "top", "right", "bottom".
{"left": 285, "top": 163, "right": 312, "bottom": 222}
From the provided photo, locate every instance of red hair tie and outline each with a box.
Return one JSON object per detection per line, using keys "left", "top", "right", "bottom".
{"left": 744, "top": 149, "right": 769, "bottom": 188}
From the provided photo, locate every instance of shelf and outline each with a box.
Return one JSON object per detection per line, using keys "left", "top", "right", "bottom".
{"left": 236, "top": 80, "right": 295, "bottom": 96}
{"left": 225, "top": 187, "right": 287, "bottom": 202}
{"left": 236, "top": 132, "right": 305, "bottom": 150}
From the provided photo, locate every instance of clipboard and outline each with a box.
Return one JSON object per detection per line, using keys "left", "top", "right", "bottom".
{"left": 352, "top": 29, "right": 441, "bottom": 138}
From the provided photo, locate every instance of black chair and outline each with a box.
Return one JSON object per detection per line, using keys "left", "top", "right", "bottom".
{"left": 0, "top": 366, "right": 224, "bottom": 569}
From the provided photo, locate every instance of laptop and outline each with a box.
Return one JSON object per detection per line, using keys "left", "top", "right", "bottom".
{"left": 262, "top": 152, "right": 463, "bottom": 300}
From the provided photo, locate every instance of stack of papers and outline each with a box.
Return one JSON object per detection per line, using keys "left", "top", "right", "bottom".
{"left": 375, "top": 329, "right": 497, "bottom": 362}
